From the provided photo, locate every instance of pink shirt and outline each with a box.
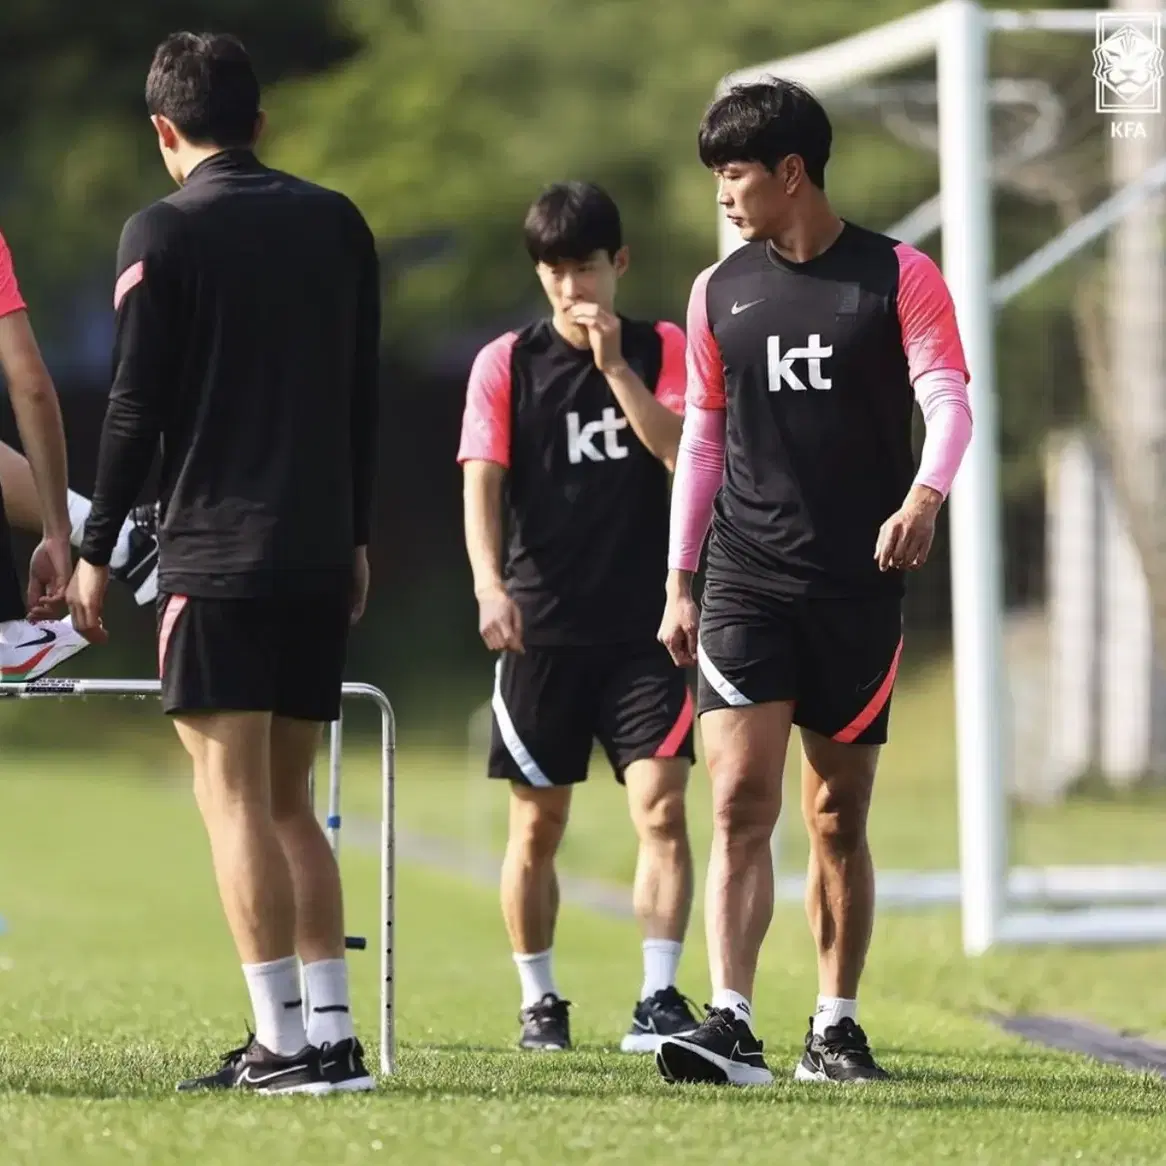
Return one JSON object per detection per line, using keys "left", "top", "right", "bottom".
{"left": 0, "top": 231, "right": 27, "bottom": 320}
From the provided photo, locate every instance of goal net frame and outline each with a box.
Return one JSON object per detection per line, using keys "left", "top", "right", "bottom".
{"left": 722, "top": 0, "right": 1166, "bottom": 954}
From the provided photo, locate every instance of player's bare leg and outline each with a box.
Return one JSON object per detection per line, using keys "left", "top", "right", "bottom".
{"left": 501, "top": 783, "right": 572, "bottom": 1050}
{"left": 268, "top": 716, "right": 373, "bottom": 1090}
{"left": 795, "top": 729, "right": 887, "bottom": 1083}
{"left": 173, "top": 712, "right": 324, "bottom": 1086}
{"left": 620, "top": 758, "right": 700, "bottom": 1051}
{"left": 656, "top": 702, "right": 791, "bottom": 1086}
{"left": 704, "top": 703, "right": 791, "bottom": 1002}
{"left": 0, "top": 440, "right": 159, "bottom": 605}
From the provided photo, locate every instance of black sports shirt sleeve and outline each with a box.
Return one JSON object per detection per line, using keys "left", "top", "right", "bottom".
{"left": 81, "top": 206, "right": 184, "bottom": 566}
{"left": 349, "top": 205, "right": 381, "bottom": 547}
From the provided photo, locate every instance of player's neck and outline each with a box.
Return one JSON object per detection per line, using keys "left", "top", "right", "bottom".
{"left": 765, "top": 207, "right": 845, "bottom": 265}
{"left": 551, "top": 312, "right": 593, "bottom": 351}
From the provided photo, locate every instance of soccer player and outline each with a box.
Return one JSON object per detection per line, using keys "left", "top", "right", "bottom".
{"left": 66, "top": 32, "right": 381, "bottom": 1094}
{"left": 458, "top": 182, "right": 701, "bottom": 1053}
{"left": 655, "top": 79, "right": 973, "bottom": 1086}
{"left": 0, "top": 229, "right": 90, "bottom": 677}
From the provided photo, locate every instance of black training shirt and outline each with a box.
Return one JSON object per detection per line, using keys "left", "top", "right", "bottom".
{"left": 81, "top": 149, "right": 381, "bottom": 598}
{"left": 457, "top": 317, "right": 687, "bottom": 645}
{"left": 685, "top": 223, "right": 968, "bottom": 598}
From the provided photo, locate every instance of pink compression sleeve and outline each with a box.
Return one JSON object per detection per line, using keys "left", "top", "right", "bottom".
{"left": 913, "top": 368, "right": 973, "bottom": 498}
{"left": 668, "top": 405, "right": 726, "bottom": 571}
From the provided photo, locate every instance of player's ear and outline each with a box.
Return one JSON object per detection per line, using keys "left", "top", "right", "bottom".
{"left": 613, "top": 246, "right": 630, "bottom": 278}
{"left": 152, "top": 115, "right": 179, "bottom": 151}
{"left": 783, "top": 155, "right": 805, "bottom": 195}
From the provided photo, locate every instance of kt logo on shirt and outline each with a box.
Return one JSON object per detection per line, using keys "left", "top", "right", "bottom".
{"left": 566, "top": 407, "right": 630, "bottom": 464}
{"left": 767, "top": 333, "right": 833, "bottom": 392}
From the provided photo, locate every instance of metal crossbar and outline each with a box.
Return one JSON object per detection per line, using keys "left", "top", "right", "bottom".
{"left": 0, "top": 677, "right": 397, "bottom": 1075}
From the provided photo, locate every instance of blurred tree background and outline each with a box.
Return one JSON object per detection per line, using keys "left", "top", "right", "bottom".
{"left": 0, "top": 0, "right": 1101, "bottom": 732}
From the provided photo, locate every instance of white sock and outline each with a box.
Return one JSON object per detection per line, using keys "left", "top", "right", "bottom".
{"left": 711, "top": 988, "right": 754, "bottom": 1033}
{"left": 242, "top": 956, "right": 308, "bottom": 1056}
{"left": 513, "top": 949, "right": 558, "bottom": 1009}
{"left": 303, "top": 958, "right": 355, "bottom": 1048}
{"left": 813, "top": 995, "right": 857, "bottom": 1036}
{"left": 67, "top": 489, "right": 132, "bottom": 569}
{"left": 66, "top": 490, "right": 90, "bottom": 548}
{"left": 641, "top": 939, "right": 682, "bottom": 1000}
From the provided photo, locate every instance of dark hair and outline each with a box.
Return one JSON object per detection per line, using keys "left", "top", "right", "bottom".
{"left": 523, "top": 181, "right": 623, "bottom": 265}
{"left": 698, "top": 77, "right": 832, "bottom": 189}
{"left": 145, "top": 32, "right": 260, "bottom": 149}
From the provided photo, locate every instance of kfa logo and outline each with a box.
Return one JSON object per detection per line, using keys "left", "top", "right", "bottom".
{"left": 566, "top": 406, "right": 629, "bottom": 463}
{"left": 766, "top": 334, "right": 832, "bottom": 392}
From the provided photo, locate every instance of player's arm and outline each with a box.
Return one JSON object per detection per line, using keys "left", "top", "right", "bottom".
{"left": 0, "top": 235, "right": 70, "bottom": 543}
{"left": 348, "top": 203, "right": 382, "bottom": 622}
{"left": 458, "top": 335, "right": 523, "bottom": 653}
{"left": 875, "top": 244, "right": 974, "bottom": 572}
{"left": 80, "top": 206, "right": 183, "bottom": 568}
{"left": 660, "top": 266, "right": 726, "bottom": 667}
{"left": 569, "top": 304, "right": 683, "bottom": 469}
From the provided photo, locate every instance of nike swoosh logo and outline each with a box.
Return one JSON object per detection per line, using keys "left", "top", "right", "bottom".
{"left": 731, "top": 1041, "right": 766, "bottom": 1064}
{"left": 20, "top": 628, "right": 57, "bottom": 648}
{"left": 238, "top": 1063, "right": 308, "bottom": 1086}
{"left": 857, "top": 671, "right": 885, "bottom": 693}
{"left": 731, "top": 299, "right": 763, "bottom": 315}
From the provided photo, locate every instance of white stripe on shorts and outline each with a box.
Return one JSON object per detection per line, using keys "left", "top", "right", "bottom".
{"left": 491, "top": 657, "right": 553, "bottom": 787}
{"left": 697, "top": 641, "right": 754, "bottom": 707}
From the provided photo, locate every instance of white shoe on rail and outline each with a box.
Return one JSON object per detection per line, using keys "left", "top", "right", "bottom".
{"left": 0, "top": 617, "right": 89, "bottom": 683}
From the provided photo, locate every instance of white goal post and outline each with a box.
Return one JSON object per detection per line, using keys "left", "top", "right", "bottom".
{"left": 721, "top": 0, "right": 1166, "bottom": 953}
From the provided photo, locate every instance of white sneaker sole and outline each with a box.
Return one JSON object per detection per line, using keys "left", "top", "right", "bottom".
{"left": 316, "top": 1074, "right": 377, "bottom": 1094}
{"left": 656, "top": 1036, "right": 774, "bottom": 1086}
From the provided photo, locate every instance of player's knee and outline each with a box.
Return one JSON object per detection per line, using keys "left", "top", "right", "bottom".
{"left": 806, "top": 786, "right": 867, "bottom": 855}
{"left": 633, "top": 786, "right": 688, "bottom": 847}
{"left": 711, "top": 777, "right": 780, "bottom": 848}
{"left": 509, "top": 794, "right": 569, "bottom": 862}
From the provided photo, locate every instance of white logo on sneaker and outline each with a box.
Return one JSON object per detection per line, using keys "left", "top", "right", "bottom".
{"left": 238, "top": 1063, "right": 307, "bottom": 1087}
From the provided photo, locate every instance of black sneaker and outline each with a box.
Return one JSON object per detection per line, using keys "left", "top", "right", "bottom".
{"left": 620, "top": 987, "right": 701, "bottom": 1053}
{"left": 518, "top": 993, "right": 571, "bottom": 1051}
{"left": 111, "top": 502, "right": 159, "bottom": 605}
{"left": 795, "top": 1016, "right": 890, "bottom": 1083}
{"left": 176, "top": 1031, "right": 323, "bottom": 1094}
{"left": 656, "top": 1006, "right": 773, "bottom": 1086}
{"left": 318, "top": 1037, "right": 376, "bottom": 1093}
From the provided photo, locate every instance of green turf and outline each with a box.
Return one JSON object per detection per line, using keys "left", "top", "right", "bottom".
{"left": 1, "top": 724, "right": 1165, "bottom": 1164}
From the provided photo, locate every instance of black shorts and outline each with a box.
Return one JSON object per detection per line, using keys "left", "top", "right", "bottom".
{"left": 488, "top": 640, "right": 695, "bottom": 787}
{"left": 157, "top": 588, "right": 351, "bottom": 722}
{"left": 697, "top": 581, "right": 903, "bottom": 745}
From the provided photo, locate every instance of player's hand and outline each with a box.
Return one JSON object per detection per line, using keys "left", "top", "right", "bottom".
{"left": 658, "top": 576, "right": 700, "bottom": 667}
{"left": 875, "top": 485, "right": 943, "bottom": 572}
{"left": 65, "top": 559, "right": 110, "bottom": 643}
{"left": 568, "top": 303, "right": 625, "bottom": 375}
{"left": 477, "top": 584, "right": 524, "bottom": 654}
{"left": 26, "top": 535, "right": 72, "bottom": 621}
{"left": 351, "top": 546, "right": 370, "bottom": 625}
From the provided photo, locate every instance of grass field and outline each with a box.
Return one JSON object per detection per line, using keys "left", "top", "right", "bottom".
{"left": 1, "top": 668, "right": 1166, "bottom": 1164}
